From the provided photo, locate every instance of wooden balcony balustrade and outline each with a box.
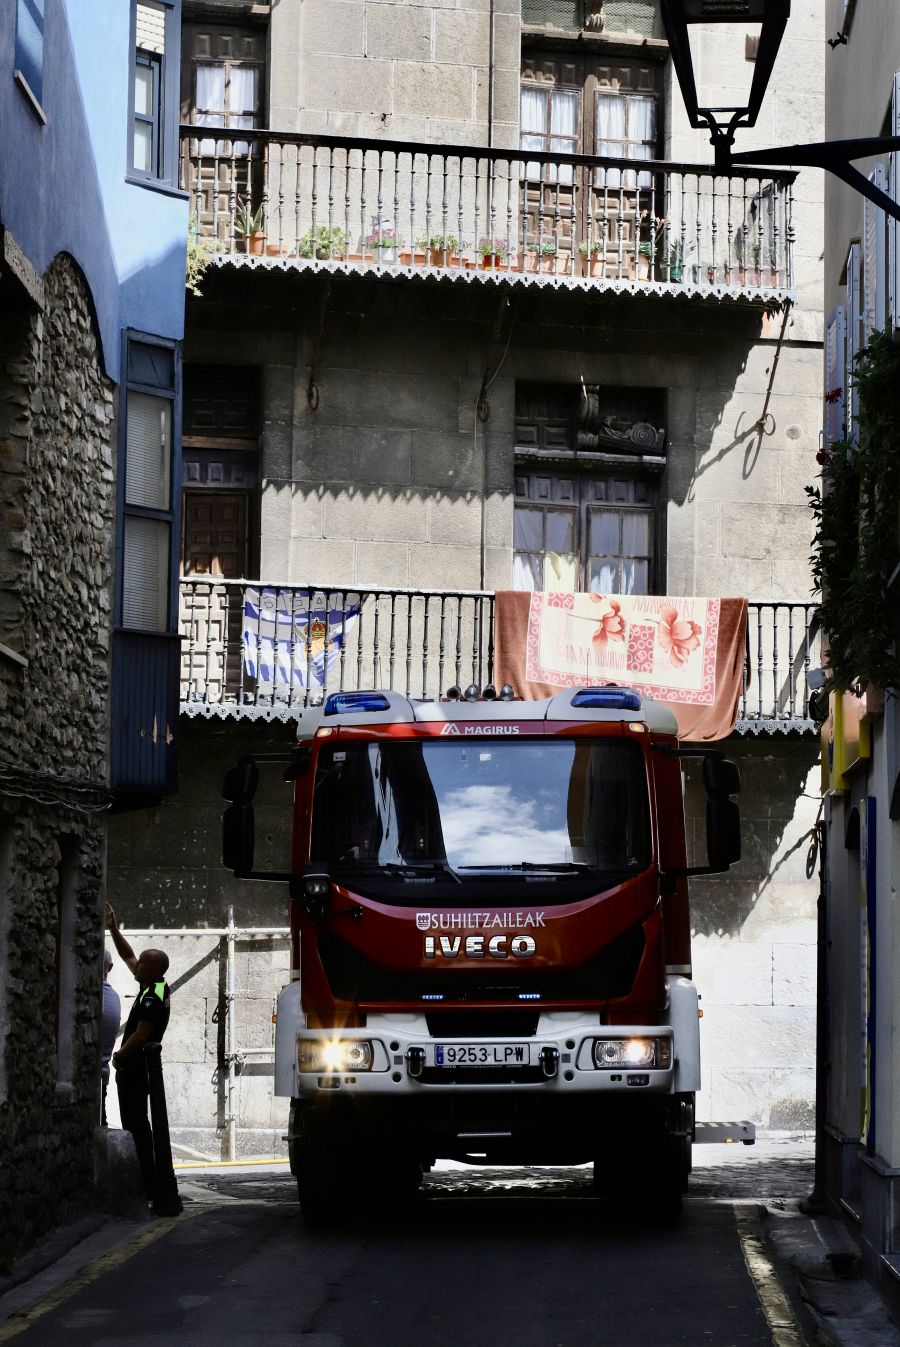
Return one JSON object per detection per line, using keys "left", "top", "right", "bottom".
{"left": 180, "top": 126, "right": 795, "bottom": 298}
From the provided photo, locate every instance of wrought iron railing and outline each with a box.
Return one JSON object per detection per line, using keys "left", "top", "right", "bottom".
{"left": 180, "top": 126, "right": 795, "bottom": 295}
{"left": 179, "top": 581, "right": 819, "bottom": 732}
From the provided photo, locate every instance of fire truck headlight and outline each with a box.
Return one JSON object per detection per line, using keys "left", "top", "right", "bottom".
{"left": 592, "top": 1037, "right": 672, "bottom": 1070}
{"left": 298, "top": 1040, "right": 374, "bottom": 1073}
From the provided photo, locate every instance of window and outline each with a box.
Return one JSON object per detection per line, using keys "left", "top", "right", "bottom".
{"left": 15, "top": 0, "right": 44, "bottom": 109}
{"left": 513, "top": 382, "right": 663, "bottom": 594}
{"left": 130, "top": 0, "right": 180, "bottom": 184}
{"left": 514, "top": 468, "right": 657, "bottom": 593}
{"left": 119, "top": 337, "right": 180, "bottom": 631}
{"left": 519, "top": 55, "right": 662, "bottom": 260}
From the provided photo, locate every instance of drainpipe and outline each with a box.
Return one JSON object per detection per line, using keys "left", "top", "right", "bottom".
{"left": 226, "top": 903, "right": 237, "bottom": 1163}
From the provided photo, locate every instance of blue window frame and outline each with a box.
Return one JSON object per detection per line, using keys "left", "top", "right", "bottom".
{"left": 117, "top": 335, "right": 181, "bottom": 633}
{"left": 128, "top": 0, "right": 181, "bottom": 186}
{"left": 15, "top": 0, "right": 44, "bottom": 107}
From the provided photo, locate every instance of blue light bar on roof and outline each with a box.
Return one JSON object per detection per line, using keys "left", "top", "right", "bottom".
{"left": 323, "top": 691, "right": 391, "bottom": 716}
{"left": 571, "top": 687, "right": 642, "bottom": 711}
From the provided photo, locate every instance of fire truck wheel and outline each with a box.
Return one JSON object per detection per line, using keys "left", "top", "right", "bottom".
{"left": 296, "top": 1148, "right": 347, "bottom": 1227}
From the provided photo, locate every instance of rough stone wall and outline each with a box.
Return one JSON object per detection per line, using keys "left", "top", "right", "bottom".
{"left": 0, "top": 254, "right": 115, "bottom": 1270}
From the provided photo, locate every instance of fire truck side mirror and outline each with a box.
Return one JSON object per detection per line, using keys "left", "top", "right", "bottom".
{"left": 223, "top": 802, "right": 255, "bottom": 876}
{"left": 704, "top": 756, "right": 741, "bottom": 872}
{"left": 222, "top": 761, "right": 259, "bottom": 803}
{"left": 706, "top": 797, "right": 741, "bottom": 871}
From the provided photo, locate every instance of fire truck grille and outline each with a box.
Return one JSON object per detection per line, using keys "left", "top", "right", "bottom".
{"left": 318, "top": 924, "right": 646, "bottom": 1005}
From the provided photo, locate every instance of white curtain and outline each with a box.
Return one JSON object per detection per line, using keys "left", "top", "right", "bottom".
{"left": 521, "top": 86, "right": 547, "bottom": 182}
{"left": 196, "top": 63, "right": 226, "bottom": 154}
{"left": 229, "top": 66, "right": 258, "bottom": 155}
{"left": 513, "top": 553, "right": 541, "bottom": 590}
{"left": 550, "top": 91, "right": 578, "bottom": 185}
{"left": 596, "top": 93, "right": 655, "bottom": 189}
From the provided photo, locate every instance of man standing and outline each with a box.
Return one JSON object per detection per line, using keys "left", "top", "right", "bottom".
{"left": 100, "top": 948, "right": 121, "bottom": 1126}
{"left": 105, "top": 902, "right": 171, "bottom": 1204}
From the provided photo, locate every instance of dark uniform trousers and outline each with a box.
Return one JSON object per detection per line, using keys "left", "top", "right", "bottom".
{"left": 116, "top": 979, "right": 170, "bottom": 1201}
{"left": 117, "top": 1060, "right": 156, "bottom": 1198}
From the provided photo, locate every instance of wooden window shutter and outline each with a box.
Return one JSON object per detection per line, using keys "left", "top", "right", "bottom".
{"left": 824, "top": 305, "right": 845, "bottom": 448}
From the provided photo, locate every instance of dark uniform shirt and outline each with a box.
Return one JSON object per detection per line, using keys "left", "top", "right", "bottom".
{"left": 119, "top": 981, "right": 170, "bottom": 1068}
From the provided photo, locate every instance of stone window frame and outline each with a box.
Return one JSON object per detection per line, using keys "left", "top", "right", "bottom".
{"left": 127, "top": 0, "right": 183, "bottom": 190}
{"left": 116, "top": 331, "right": 183, "bottom": 635}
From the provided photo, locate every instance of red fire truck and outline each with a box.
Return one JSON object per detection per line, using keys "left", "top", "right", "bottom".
{"left": 222, "top": 683, "right": 741, "bottom": 1223}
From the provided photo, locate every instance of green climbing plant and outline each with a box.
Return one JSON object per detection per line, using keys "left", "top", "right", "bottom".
{"left": 806, "top": 330, "right": 900, "bottom": 692}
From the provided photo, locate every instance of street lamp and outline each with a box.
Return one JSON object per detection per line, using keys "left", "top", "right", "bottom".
{"left": 660, "top": 0, "right": 900, "bottom": 221}
{"left": 660, "top": 0, "right": 790, "bottom": 167}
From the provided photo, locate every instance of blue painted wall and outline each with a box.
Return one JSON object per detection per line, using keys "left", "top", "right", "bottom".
{"left": 0, "top": 0, "right": 186, "bottom": 380}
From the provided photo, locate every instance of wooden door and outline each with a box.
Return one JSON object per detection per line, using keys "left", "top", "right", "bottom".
{"left": 181, "top": 492, "right": 249, "bottom": 703}
{"left": 519, "top": 55, "right": 662, "bottom": 272}
{"left": 181, "top": 23, "right": 266, "bottom": 241}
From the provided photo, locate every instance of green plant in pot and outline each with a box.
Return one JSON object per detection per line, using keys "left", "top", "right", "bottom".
{"left": 427, "top": 234, "right": 460, "bottom": 264}
{"left": 235, "top": 199, "right": 265, "bottom": 252}
{"left": 478, "top": 236, "right": 508, "bottom": 266}
{"left": 298, "top": 225, "right": 347, "bottom": 260}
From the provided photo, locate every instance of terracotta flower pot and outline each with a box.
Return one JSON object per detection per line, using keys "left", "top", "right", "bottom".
{"left": 245, "top": 231, "right": 265, "bottom": 256}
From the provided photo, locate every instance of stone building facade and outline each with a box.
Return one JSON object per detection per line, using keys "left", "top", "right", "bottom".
{"left": 107, "top": 0, "right": 824, "bottom": 1158}
{"left": 0, "top": 255, "right": 115, "bottom": 1267}
{"left": 0, "top": 0, "right": 187, "bottom": 1268}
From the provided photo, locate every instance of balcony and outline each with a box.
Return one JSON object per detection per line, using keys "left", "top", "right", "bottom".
{"left": 179, "top": 580, "right": 820, "bottom": 735}
{"left": 180, "top": 127, "right": 795, "bottom": 302}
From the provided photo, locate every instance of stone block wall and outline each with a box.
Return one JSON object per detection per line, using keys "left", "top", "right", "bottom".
{"left": 271, "top": 0, "right": 521, "bottom": 147}
{"left": 0, "top": 254, "right": 115, "bottom": 1270}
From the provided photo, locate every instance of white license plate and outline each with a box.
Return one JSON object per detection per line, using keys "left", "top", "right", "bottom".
{"left": 431, "top": 1042, "right": 535, "bottom": 1067}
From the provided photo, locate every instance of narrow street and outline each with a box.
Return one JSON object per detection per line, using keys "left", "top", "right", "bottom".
{"left": 1, "top": 1144, "right": 816, "bottom": 1347}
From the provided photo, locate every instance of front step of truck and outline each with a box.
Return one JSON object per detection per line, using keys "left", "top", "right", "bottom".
{"left": 694, "top": 1121, "right": 756, "bottom": 1145}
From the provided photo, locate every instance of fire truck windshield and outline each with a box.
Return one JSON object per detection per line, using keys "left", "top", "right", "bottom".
{"left": 310, "top": 738, "right": 651, "bottom": 890}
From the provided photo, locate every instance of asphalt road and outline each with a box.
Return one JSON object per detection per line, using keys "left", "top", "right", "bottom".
{"left": 1, "top": 1144, "right": 816, "bottom": 1347}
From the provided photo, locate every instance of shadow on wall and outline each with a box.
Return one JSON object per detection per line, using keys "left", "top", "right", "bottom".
{"left": 185, "top": 265, "right": 769, "bottom": 511}
{"left": 686, "top": 736, "right": 821, "bottom": 939}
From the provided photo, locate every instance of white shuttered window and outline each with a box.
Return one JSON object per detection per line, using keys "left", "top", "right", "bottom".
{"left": 824, "top": 305, "right": 846, "bottom": 447}
{"left": 845, "top": 244, "right": 861, "bottom": 443}
{"left": 862, "top": 163, "right": 886, "bottom": 341}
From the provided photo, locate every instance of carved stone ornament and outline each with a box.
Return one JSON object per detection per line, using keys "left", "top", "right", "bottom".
{"left": 583, "top": 3, "right": 604, "bottom": 32}
{"left": 577, "top": 385, "right": 666, "bottom": 453}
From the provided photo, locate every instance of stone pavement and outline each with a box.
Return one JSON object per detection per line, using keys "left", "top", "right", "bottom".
{"left": 1, "top": 1135, "right": 898, "bottom": 1346}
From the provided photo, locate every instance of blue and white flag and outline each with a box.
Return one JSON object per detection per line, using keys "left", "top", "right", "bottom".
{"left": 242, "top": 588, "right": 361, "bottom": 689}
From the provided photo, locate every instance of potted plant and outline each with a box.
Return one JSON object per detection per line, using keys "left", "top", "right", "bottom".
{"left": 478, "top": 237, "right": 508, "bottom": 269}
{"left": 660, "top": 240, "right": 684, "bottom": 284}
{"left": 427, "top": 234, "right": 460, "bottom": 266}
{"left": 297, "top": 224, "right": 347, "bottom": 260}
{"left": 522, "top": 240, "right": 561, "bottom": 273}
{"left": 366, "top": 226, "right": 403, "bottom": 263}
{"left": 235, "top": 199, "right": 265, "bottom": 255}
{"left": 633, "top": 210, "right": 667, "bottom": 280}
{"left": 578, "top": 238, "right": 605, "bottom": 278}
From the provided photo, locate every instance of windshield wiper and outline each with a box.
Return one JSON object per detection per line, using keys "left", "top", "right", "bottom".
{"left": 333, "top": 860, "right": 462, "bottom": 884}
{"left": 457, "top": 861, "right": 594, "bottom": 874}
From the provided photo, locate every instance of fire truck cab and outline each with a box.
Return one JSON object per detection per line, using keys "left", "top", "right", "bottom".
{"left": 222, "top": 684, "right": 741, "bottom": 1223}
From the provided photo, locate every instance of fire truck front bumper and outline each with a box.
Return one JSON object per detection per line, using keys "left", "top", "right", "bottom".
{"left": 289, "top": 1022, "right": 676, "bottom": 1098}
